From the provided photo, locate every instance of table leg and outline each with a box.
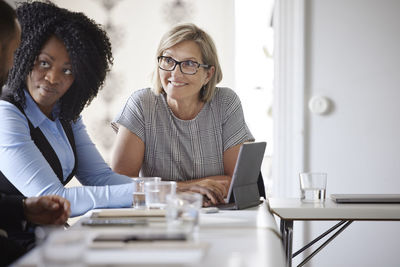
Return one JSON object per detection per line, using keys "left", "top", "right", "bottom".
{"left": 280, "top": 219, "right": 293, "bottom": 267}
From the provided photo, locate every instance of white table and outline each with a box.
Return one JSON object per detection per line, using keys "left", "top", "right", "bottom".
{"left": 14, "top": 201, "right": 286, "bottom": 267}
{"left": 268, "top": 198, "right": 400, "bottom": 267}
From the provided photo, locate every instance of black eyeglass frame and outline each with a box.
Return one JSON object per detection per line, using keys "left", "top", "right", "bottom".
{"left": 157, "top": 56, "right": 210, "bottom": 75}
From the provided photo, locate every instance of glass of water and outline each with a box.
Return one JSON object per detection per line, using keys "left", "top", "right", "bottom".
{"left": 132, "top": 177, "right": 162, "bottom": 208}
{"left": 144, "top": 181, "right": 177, "bottom": 209}
{"left": 166, "top": 192, "right": 203, "bottom": 231}
{"left": 299, "top": 172, "right": 327, "bottom": 203}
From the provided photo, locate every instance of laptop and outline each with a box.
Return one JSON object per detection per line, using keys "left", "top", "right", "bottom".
{"left": 331, "top": 194, "right": 400, "bottom": 203}
{"left": 217, "top": 141, "right": 267, "bottom": 210}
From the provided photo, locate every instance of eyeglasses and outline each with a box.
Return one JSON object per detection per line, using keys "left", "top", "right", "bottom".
{"left": 158, "top": 56, "right": 210, "bottom": 75}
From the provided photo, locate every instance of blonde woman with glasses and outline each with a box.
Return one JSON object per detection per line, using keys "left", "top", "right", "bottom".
{"left": 111, "top": 23, "right": 254, "bottom": 206}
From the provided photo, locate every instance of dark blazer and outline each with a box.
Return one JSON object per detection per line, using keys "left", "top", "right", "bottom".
{"left": 0, "top": 193, "right": 25, "bottom": 232}
{"left": 0, "top": 193, "right": 27, "bottom": 266}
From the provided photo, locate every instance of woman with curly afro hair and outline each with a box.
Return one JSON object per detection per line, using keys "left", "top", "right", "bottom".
{"left": 0, "top": 1, "right": 137, "bottom": 217}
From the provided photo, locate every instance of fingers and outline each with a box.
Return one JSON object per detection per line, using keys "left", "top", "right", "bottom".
{"left": 197, "top": 179, "right": 228, "bottom": 198}
{"left": 206, "top": 187, "right": 225, "bottom": 204}
{"left": 202, "top": 197, "right": 212, "bottom": 207}
{"left": 63, "top": 199, "right": 71, "bottom": 213}
{"left": 33, "top": 196, "right": 56, "bottom": 210}
{"left": 199, "top": 187, "right": 220, "bottom": 205}
{"left": 200, "top": 181, "right": 225, "bottom": 202}
{"left": 62, "top": 199, "right": 71, "bottom": 218}
{"left": 49, "top": 196, "right": 71, "bottom": 222}
{"left": 217, "top": 180, "right": 230, "bottom": 196}
{"left": 213, "top": 181, "right": 228, "bottom": 197}
{"left": 177, "top": 178, "right": 230, "bottom": 207}
{"left": 53, "top": 211, "right": 69, "bottom": 225}
{"left": 180, "top": 184, "right": 224, "bottom": 206}
{"left": 39, "top": 196, "right": 71, "bottom": 224}
{"left": 39, "top": 196, "right": 61, "bottom": 210}
{"left": 52, "top": 205, "right": 70, "bottom": 225}
{"left": 46, "top": 195, "right": 70, "bottom": 212}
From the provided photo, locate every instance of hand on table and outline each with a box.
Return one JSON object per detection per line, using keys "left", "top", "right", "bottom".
{"left": 178, "top": 179, "right": 229, "bottom": 207}
{"left": 24, "top": 195, "right": 71, "bottom": 225}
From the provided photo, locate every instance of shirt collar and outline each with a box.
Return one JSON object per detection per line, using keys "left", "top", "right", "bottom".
{"left": 23, "top": 90, "right": 60, "bottom": 127}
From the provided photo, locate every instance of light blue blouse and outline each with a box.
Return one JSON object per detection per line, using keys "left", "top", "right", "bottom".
{"left": 0, "top": 91, "right": 135, "bottom": 217}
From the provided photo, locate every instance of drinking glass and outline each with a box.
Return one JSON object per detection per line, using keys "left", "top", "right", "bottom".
{"left": 132, "top": 177, "right": 162, "bottom": 208}
{"left": 166, "top": 192, "right": 203, "bottom": 230}
{"left": 144, "top": 181, "right": 177, "bottom": 209}
{"left": 299, "top": 172, "right": 327, "bottom": 203}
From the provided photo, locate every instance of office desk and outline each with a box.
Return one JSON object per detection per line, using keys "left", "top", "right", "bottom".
{"left": 268, "top": 198, "right": 400, "bottom": 267}
{"left": 14, "top": 201, "right": 286, "bottom": 267}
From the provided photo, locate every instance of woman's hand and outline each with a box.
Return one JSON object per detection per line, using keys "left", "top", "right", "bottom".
{"left": 178, "top": 179, "right": 228, "bottom": 207}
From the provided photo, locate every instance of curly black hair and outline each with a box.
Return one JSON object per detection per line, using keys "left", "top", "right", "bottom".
{"left": 6, "top": 1, "right": 113, "bottom": 121}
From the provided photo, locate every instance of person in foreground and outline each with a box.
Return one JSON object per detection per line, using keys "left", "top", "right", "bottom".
{"left": 0, "top": 193, "right": 70, "bottom": 266}
{"left": 111, "top": 23, "right": 254, "bottom": 206}
{"left": 0, "top": 1, "right": 70, "bottom": 265}
{"left": 0, "top": 1, "right": 137, "bottom": 218}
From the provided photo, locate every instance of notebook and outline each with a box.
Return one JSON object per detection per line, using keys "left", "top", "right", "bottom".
{"left": 217, "top": 141, "right": 267, "bottom": 210}
{"left": 331, "top": 194, "right": 400, "bottom": 203}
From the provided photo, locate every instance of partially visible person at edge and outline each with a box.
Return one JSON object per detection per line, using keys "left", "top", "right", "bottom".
{"left": 0, "top": 1, "right": 138, "bottom": 217}
{"left": 0, "top": 1, "right": 70, "bottom": 265}
{"left": 111, "top": 23, "right": 255, "bottom": 206}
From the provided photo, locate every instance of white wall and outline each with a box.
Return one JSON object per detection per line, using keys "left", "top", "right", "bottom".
{"left": 235, "top": 0, "right": 275, "bottom": 194}
{"left": 303, "top": 0, "right": 400, "bottom": 266}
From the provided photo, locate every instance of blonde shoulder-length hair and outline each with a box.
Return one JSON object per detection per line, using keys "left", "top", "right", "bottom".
{"left": 152, "top": 23, "right": 223, "bottom": 102}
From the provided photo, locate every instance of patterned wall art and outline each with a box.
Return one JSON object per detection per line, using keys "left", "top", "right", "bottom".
{"left": 91, "top": 0, "right": 125, "bottom": 157}
{"left": 162, "top": 0, "right": 194, "bottom": 25}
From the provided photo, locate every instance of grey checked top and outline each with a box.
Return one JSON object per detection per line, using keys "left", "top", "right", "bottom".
{"left": 112, "top": 87, "right": 254, "bottom": 181}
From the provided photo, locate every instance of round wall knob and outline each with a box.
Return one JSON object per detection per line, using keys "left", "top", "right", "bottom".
{"left": 308, "top": 96, "right": 330, "bottom": 115}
